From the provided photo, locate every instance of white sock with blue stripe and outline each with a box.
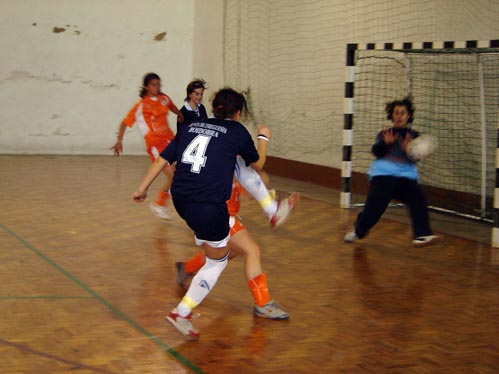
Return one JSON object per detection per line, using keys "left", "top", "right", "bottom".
{"left": 177, "top": 253, "right": 229, "bottom": 317}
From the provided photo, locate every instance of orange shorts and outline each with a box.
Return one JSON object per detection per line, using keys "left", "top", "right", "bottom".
{"left": 146, "top": 139, "right": 172, "bottom": 162}
{"left": 229, "top": 216, "right": 245, "bottom": 236}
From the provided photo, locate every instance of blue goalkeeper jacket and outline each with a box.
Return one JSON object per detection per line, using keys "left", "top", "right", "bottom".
{"left": 367, "top": 127, "right": 420, "bottom": 181}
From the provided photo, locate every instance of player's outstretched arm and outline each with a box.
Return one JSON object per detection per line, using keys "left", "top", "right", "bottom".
{"left": 110, "top": 122, "right": 127, "bottom": 156}
{"left": 132, "top": 157, "right": 169, "bottom": 202}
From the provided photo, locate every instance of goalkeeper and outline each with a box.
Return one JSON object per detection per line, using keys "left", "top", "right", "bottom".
{"left": 344, "top": 96, "right": 439, "bottom": 247}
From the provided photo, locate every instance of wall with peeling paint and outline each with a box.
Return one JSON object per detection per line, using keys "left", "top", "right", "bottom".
{"left": 0, "top": 0, "right": 224, "bottom": 155}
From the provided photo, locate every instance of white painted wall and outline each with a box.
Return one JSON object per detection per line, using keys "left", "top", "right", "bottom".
{"left": 1, "top": 0, "right": 497, "bottom": 165}
{"left": 0, "top": 0, "right": 224, "bottom": 155}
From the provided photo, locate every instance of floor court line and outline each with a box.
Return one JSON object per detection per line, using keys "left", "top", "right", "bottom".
{"left": 0, "top": 223, "right": 204, "bottom": 374}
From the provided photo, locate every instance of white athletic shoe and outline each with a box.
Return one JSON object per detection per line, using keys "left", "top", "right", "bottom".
{"left": 344, "top": 230, "right": 359, "bottom": 243}
{"left": 412, "top": 235, "right": 440, "bottom": 247}
{"left": 149, "top": 203, "right": 173, "bottom": 220}
{"left": 165, "top": 309, "right": 199, "bottom": 340}
{"left": 270, "top": 192, "right": 300, "bottom": 228}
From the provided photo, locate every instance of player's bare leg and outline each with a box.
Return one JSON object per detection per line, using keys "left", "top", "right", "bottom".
{"left": 229, "top": 229, "right": 289, "bottom": 320}
{"left": 149, "top": 164, "right": 174, "bottom": 219}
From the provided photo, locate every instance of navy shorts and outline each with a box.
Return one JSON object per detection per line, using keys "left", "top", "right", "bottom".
{"left": 172, "top": 198, "right": 230, "bottom": 243}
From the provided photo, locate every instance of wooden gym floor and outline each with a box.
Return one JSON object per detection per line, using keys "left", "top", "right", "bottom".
{"left": 1, "top": 155, "right": 498, "bottom": 374}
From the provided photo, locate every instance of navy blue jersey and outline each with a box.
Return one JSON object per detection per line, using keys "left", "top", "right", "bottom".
{"left": 372, "top": 127, "right": 420, "bottom": 162}
{"left": 161, "top": 117, "right": 259, "bottom": 203}
{"left": 176, "top": 103, "right": 208, "bottom": 132}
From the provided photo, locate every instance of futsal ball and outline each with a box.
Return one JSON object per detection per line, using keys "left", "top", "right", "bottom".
{"left": 407, "top": 134, "right": 437, "bottom": 161}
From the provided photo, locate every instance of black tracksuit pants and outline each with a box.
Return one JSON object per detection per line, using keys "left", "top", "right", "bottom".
{"left": 355, "top": 176, "right": 433, "bottom": 239}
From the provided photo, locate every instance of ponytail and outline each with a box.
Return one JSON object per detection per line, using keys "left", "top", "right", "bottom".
{"left": 212, "top": 88, "right": 248, "bottom": 119}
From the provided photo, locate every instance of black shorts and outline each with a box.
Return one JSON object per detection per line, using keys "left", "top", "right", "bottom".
{"left": 172, "top": 198, "right": 230, "bottom": 243}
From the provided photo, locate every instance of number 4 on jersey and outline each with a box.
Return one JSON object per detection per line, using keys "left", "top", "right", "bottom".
{"left": 181, "top": 135, "right": 211, "bottom": 173}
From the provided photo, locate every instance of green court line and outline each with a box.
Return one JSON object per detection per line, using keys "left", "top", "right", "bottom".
{"left": 0, "top": 223, "right": 203, "bottom": 374}
{"left": 0, "top": 295, "right": 93, "bottom": 300}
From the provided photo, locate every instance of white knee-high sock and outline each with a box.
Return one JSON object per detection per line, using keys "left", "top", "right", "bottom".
{"left": 177, "top": 253, "right": 229, "bottom": 317}
{"left": 235, "top": 156, "right": 277, "bottom": 219}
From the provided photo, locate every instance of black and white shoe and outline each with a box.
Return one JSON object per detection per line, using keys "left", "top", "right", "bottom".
{"left": 412, "top": 235, "right": 440, "bottom": 247}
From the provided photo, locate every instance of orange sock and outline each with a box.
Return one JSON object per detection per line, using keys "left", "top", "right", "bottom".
{"left": 248, "top": 273, "right": 271, "bottom": 307}
{"left": 155, "top": 190, "right": 170, "bottom": 206}
{"left": 184, "top": 252, "right": 206, "bottom": 275}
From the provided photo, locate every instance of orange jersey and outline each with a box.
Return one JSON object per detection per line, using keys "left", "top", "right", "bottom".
{"left": 122, "top": 94, "right": 175, "bottom": 146}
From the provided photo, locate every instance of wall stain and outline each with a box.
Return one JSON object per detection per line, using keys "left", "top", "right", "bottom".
{"left": 29, "top": 133, "right": 70, "bottom": 137}
{"left": 0, "top": 71, "right": 71, "bottom": 85}
{"left": 79, "top": 80, "right": 119, "bottom": 90}
{"left": 53, "top": 27, "right": 66, "bottom": 33}
{"left": 154, "top": 32, "right": 167, "bottom": 41}
{"left": 32, "top": 23, "right": 37, "bottom": 26}
{"left": 0, "top": 71, "right": 118, "bottom": 91}
{"left": 52, "top": 126, "right": 70, "bottom": 136}
{"left": 29, "top": 134, "right": 49, "bottom": 137}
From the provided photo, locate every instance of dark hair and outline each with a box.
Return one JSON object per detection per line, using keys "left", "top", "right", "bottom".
{"left": 139, "top": 72, "right": 161, "bottom": 98}
{"left": 212, "top": 87, "right": 248, "bottom": 120}
{"left": 185, "top": 78, "right": 207, "bottom": 101}
{"left": 385, "top": 96, "right": 415, "bottom": 123}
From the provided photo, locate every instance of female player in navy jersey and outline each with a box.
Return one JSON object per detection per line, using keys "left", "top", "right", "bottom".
{"left": 176, "top": 78, "right": 208, "bottom": 132}
{"left": 177, "top": 79, "right": 298, "bottom": 228}
{"left": 132, "top": 88, "right": 266, "bottom": 339}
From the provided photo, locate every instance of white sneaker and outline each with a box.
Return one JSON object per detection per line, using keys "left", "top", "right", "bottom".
{"left": 165, "top": 308, "right": 199, "bottom": 340}
{"left": 270, "top": 192, "right": 300, "bottom": 228}
{"left": 149, "top": 203, "right": 172, "bottom": 220}
{"left": 412, "top": 235, "right": 439, "bottom": 247}
{"left": 344, "top": 230, "right": 359, "bottom": 243}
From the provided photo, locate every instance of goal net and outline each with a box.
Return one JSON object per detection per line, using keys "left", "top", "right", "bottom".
{"left": 350, "top": 47, "right": 499, "bottom": 220}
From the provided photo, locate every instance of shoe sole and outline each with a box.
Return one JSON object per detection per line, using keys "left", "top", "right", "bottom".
{"left": 149, "top": 205, "right": 174, "bottom": 220}
{"left": 154, "top": 213, "right": 173, "bottom": 220}
{"left": 165, "top": 316, "right": 199, "bottom": 340}
{"left": 344, "top": 237, "right": 357, "bottom": 243}
{"left": 271, "top": 192, "right": 300, "bottom": 229}
{"left": 253, "top": 312, "right": 290, "bottom": 320}
{"left": 413, "top": 236, "right": 440, "bottom": 247}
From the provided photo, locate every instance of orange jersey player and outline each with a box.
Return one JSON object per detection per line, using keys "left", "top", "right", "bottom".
{"left": 111, "top": 73, "right": 184, "bottom": 219}
{"left": 121, "top": 91, "right": 176, "bottom": 160}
